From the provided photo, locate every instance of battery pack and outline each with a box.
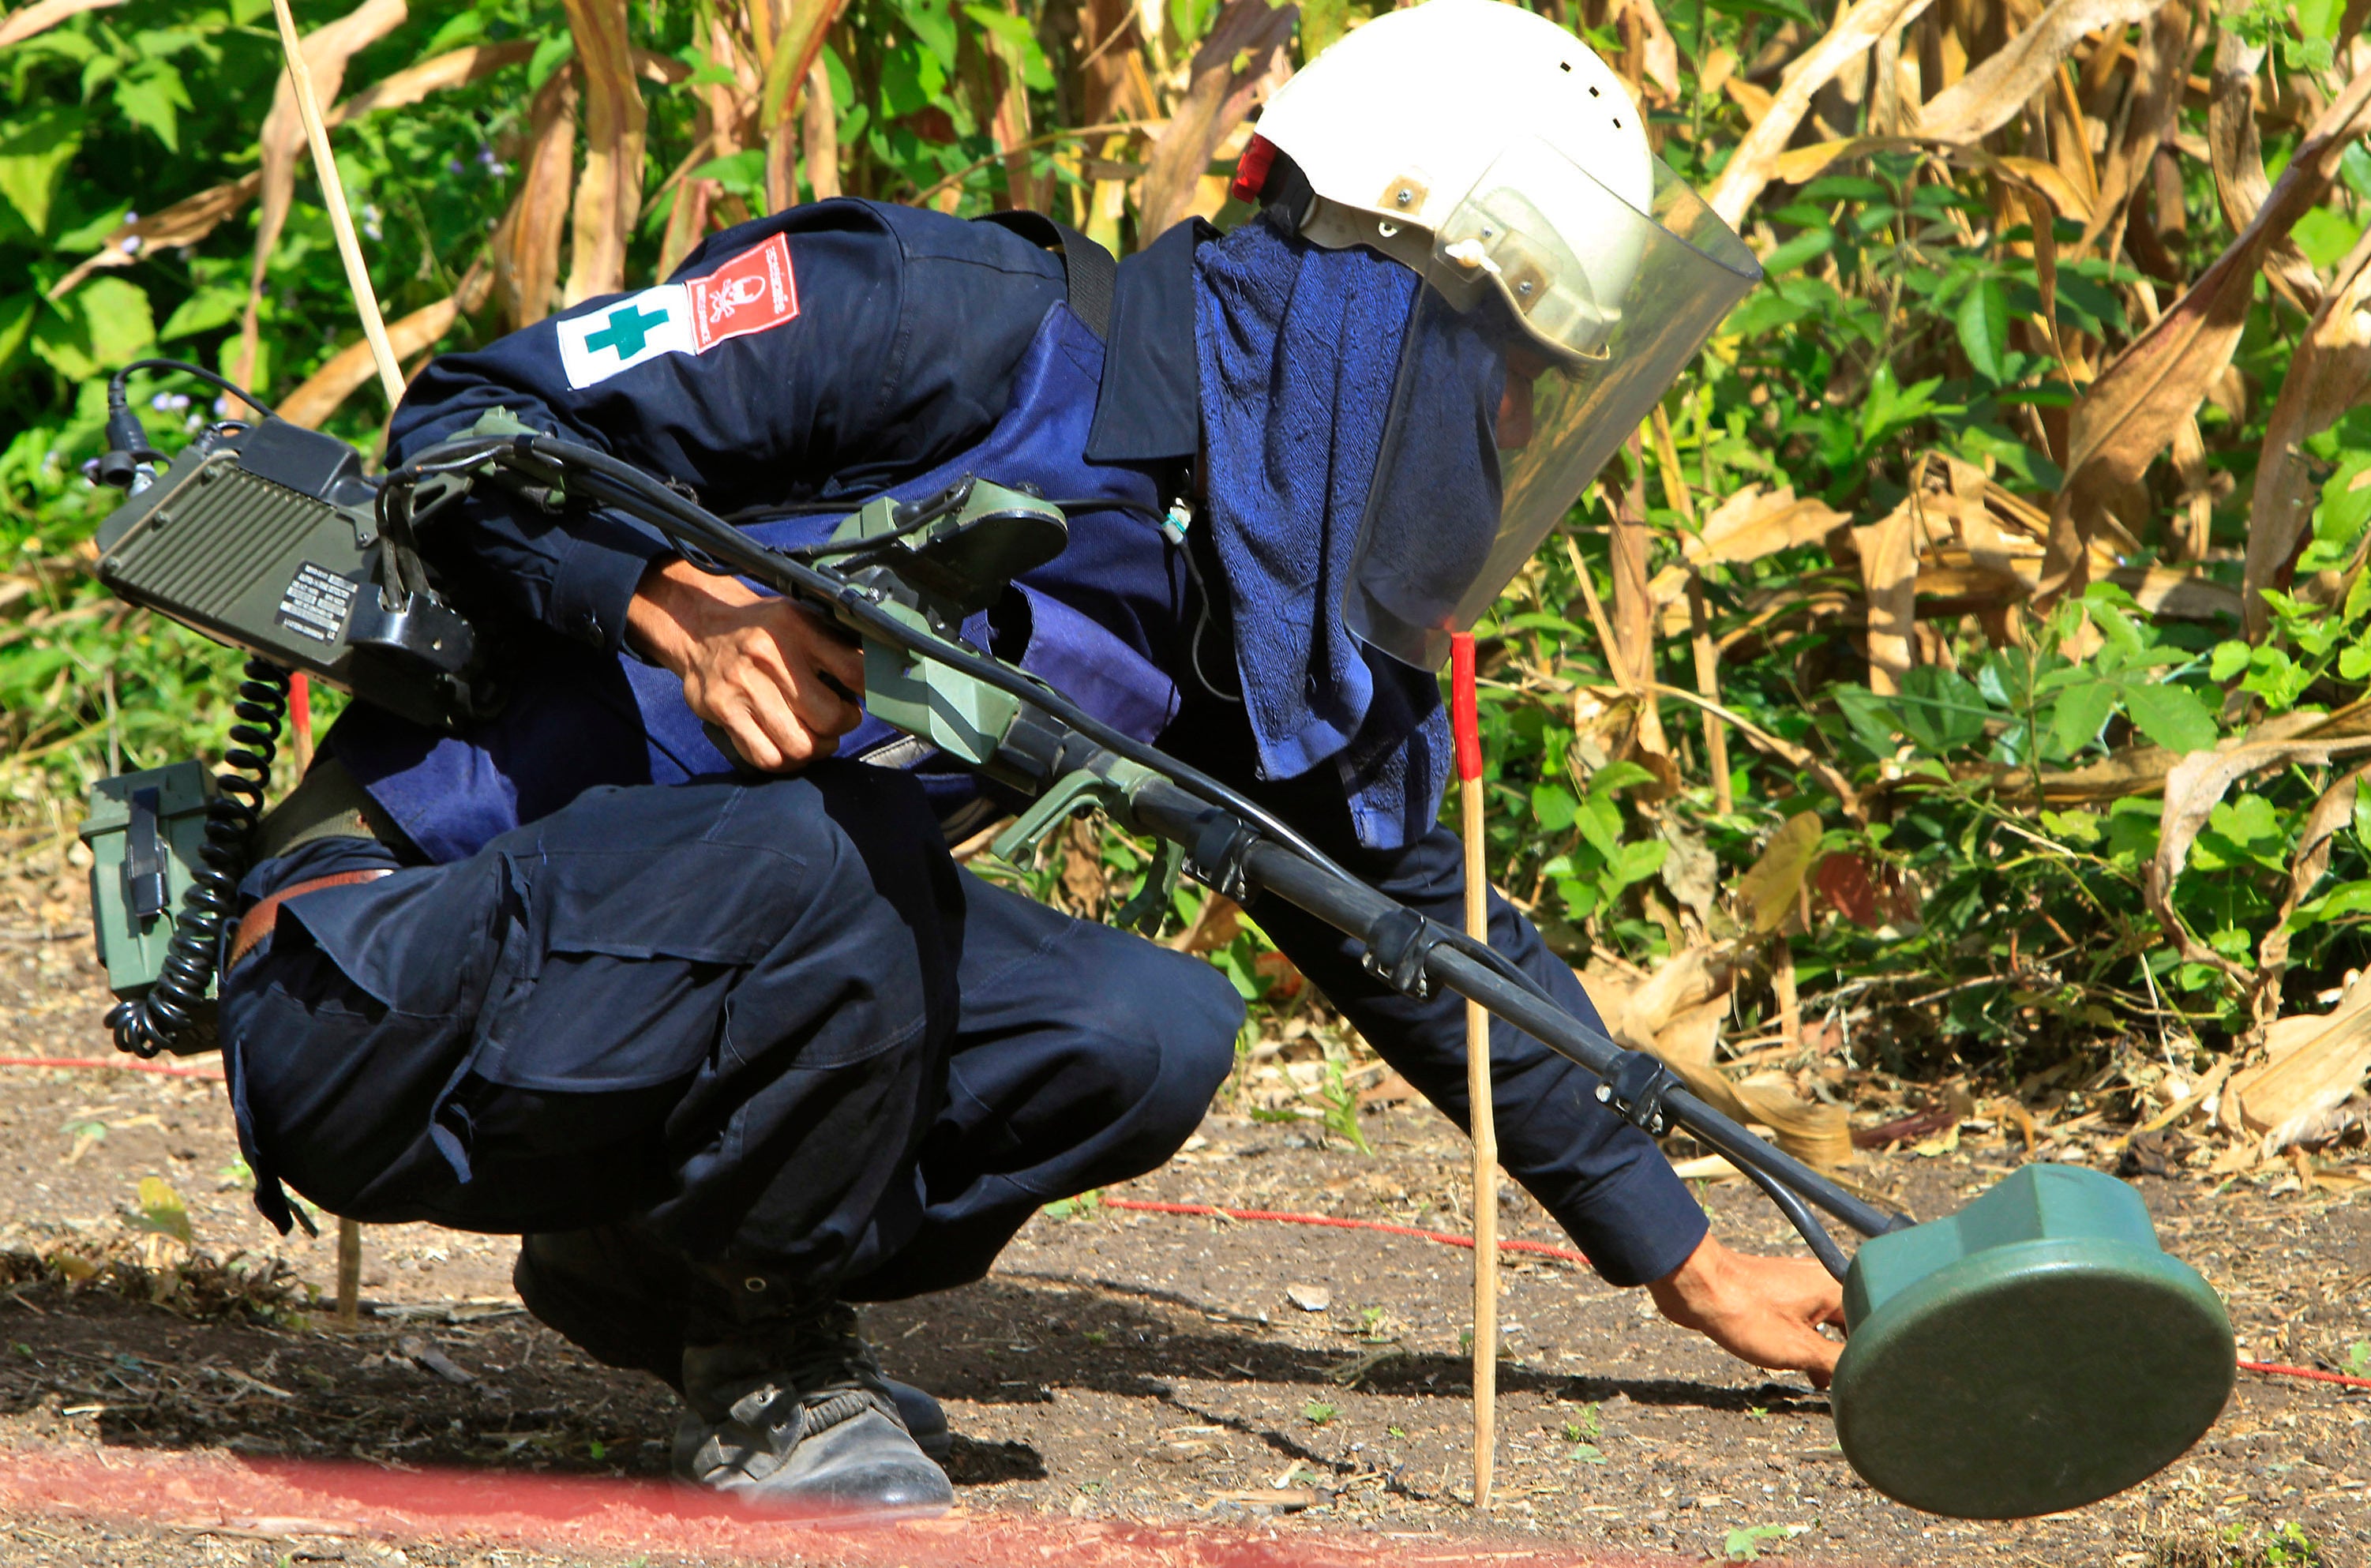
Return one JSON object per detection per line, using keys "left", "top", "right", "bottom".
{"left": 81, "top": 762, "right": 218, "bottom": 1006}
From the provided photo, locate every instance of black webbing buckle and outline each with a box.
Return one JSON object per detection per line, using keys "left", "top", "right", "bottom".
{"left": 1360, "top": 906, "right": 1450, "bottom": 1000}
{"left": 1595, "top": 1050, "right": 1681, "bottom": 1135}
{"left": 1185, "top": 813, "right": 1261, "bottom": 906}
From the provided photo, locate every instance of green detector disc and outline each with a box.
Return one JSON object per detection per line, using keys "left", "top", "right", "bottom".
{"left": 1829, "top": 1163, "right": 2233, "bottom": 1520}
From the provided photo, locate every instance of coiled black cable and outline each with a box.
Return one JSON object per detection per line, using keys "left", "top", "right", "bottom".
{"left": 104, "top": 658, "right": 288, "bottom": 1058}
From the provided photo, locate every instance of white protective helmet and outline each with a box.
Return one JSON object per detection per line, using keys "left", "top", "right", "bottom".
{"left": 1231, "top": 0, "right": 1762, "bottom": 671}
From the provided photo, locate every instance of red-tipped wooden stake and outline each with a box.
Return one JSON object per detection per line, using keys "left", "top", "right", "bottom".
{"left": 1450, "top": 631, "right": 1495, "bottom": 1509}
{"left": 284, "top": 673, "right": 362, "bottom": 1330}
{"left": 287, "top": 672, "right": 315, "bottom": 774}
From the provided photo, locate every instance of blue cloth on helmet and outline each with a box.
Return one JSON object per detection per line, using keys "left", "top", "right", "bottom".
{"left": 1193, "top": 216, "right": 1455, "bottom": 851}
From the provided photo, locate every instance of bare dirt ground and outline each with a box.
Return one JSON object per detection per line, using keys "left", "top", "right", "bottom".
{"left": 2, "top": 854, "right": 2367, "bottom": 1568}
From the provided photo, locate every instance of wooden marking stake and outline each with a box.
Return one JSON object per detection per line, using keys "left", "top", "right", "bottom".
{"left": 1450, "top": 631, "right": 1495, "bottom": 1508}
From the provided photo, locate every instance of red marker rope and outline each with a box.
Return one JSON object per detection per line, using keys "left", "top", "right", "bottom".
{"left": 2238, "top": 1360, "right": 2371, "bottom": 1390}
{"left": 1100, "top": 1198, "right": 1588, "bottom": 1266}
{"left": 1101, "top": 1199, "right": 2371, "bottom": 1395}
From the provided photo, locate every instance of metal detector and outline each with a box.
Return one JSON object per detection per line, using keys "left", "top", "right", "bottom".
{"left": 83, "top": 409, "right": 2236, "bottom": 1520}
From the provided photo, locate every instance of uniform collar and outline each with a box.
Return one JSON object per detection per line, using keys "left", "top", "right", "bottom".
{"left": 1084, "top": 217, "right": 1215, "bottom": 464}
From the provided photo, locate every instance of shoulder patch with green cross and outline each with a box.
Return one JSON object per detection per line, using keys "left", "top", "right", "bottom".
{"left": 557, "top": 286, "right": 696, "bottom": 389}
{"left": 553, "top": 234, "right": 801, "bottom": 389}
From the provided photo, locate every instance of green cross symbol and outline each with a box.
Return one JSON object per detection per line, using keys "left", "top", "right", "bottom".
{"left": 584, "top": 302, "right": 669, "bottom": 360}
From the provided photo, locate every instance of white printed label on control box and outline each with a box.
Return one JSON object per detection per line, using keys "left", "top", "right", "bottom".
{"left": 276, "top": 561, "right": 359, "bottom": 644}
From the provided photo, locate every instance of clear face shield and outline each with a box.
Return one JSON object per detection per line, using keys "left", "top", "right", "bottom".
{"left": 1341, "top": 143, "right": 1761, "bottom": 671}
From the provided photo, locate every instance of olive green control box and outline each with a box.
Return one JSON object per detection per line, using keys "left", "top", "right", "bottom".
{"left": 80, "top": 761, "right": 216, "bottom": 1003}
{"left": 1831, "top": 1162, "right": 2233, "bottom": 1519}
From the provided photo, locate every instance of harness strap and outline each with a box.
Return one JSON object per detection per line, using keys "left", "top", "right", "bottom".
{"left": 229, "top": 868, "right": 393, "bottom": 969}
{"left": 977, "top": 210, "right": 1117, "bottom": 340}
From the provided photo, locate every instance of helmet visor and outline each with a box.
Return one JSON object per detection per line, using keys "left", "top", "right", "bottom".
{"left": 1344, "top": 151, "right": 1761, "bottom": 671}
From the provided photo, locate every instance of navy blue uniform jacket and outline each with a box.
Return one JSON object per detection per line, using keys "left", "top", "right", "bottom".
{"left": 377, "top": 197, "right": 1709, "bottom": 1287}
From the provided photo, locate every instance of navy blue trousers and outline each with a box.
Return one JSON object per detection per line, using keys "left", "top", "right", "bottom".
{"left": 219, "top": 765, "right": 1241, "bottom": 1330}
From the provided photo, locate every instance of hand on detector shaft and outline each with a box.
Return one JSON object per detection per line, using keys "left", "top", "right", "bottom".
{"left": 628, "top": 556, "right": 867, "bottom": 773}
{"left": 1646, "top": 1232, "right": 1847, "bottom": 1388}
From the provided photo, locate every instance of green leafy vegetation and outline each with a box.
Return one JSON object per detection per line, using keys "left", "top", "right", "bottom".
{"left": 5, "top": 0, "right": 2369, "bottom": 1131}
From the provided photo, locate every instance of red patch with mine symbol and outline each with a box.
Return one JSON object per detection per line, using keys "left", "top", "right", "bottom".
{"left": 688, "top": 232, "right": 798, "bottom": 351}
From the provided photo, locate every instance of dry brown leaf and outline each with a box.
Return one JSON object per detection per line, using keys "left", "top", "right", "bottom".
{"left": 1916, "top": 0, "right": 2162, "bottom": 144}
{"left": 561, "top": 0, "right": 647, "bottom": 307}
{"left": 2229, "top": 974, "right": 2371, "bottom": 1153}
{"left": 328, "top": 39, "right": 535, "bottom": 126}
{"left": 2077, "top": 0, "right": 2194, "bottom": 258}
{"left": 1732, "top": 1073, "right": 1855, "bottom": 1168}
{"left": 2104, "top": 564, "right": 2241, "bottom": 621}
{"left": 1605, "top": 446, "right": 1670, "bottom": 770}
{"left": 1736, "top": 812, "right": 1823, "bottom": 936}
{"left": 801, "top": 57, "right": 838, "bottom": 201}
{"left": 755, "top": 0, "right": 842, "bottom": 214}
{"left": 1852, "top": 497, "right": 1920, "bottom": 693}
{"left": 1705, "top": 0, "right": 1935, "bottom": 227}
{"left": 1775, "top": 137, "right": 2092, "bottom": 220}
{"left": 0, "top": 0, "right": 120, "bottom": 49}
{"left": 46, "top": 171, "right": 264, "bottom": 301}
{"left": 979, "top": 0, "right": 1048, "bottom": 212}
{"left": 231, "top": 0, "right": 410, "bottom": 392}
{"left": 2208, "top": 30, "right": 2324, "bottom": 317}
{"left": 2244, "top": 226, "right": 2371, "bottom": 635}
{"left": 1585, "top": 945, "right": 1850, "bottom": 1165}
{"left": 1686, "top": 485, "right": 1848, "bottom": 566}
{"left": 1137, "top": 0, "right": 1296, "bottom": 238}
{"left": 1722, "top": 73, "right": 1776, "bottom": 126}
{"left": 1626, "top": 0, "right": 1682, "bottom": 101}
{"left": 493, "top": 69, "right": 577, "bottom": 330}
{"left": 2043, "top": 62, "right": 2371, "bottom": 602}
{"left": 277, "top": 261, "right": 492, "bottom": 428}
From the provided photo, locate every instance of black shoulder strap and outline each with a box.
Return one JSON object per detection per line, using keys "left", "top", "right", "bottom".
{"left": 977, "top": 209, "right": 1117, "bottom": 341}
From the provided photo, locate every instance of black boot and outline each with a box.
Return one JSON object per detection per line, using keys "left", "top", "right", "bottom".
{"left": 676, "top": 1300, "right": 953, "bottom": 1519}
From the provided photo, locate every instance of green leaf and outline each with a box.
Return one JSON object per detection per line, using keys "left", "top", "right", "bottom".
{"left": 1760, "top": 227, "right": 1834, "bottom": 275}
{"left": 0, "top": 292, "right": 33, "bottom": 373}
{"left": 1584, "top": 760, "right": 1657, "bottom": 798}
{"left": 2209, "top": 640, "right": 2250, "bottom": 681}
{"left": 115, "top": 61, "right": 193, "bottom": 153}
{"left": 132, "top": 1176, "right": 192, "bottom": 1244}
{"left": 1573, "top": 795, "right": 1623, "bottom": 862}
{"left": 689, "top": 148, "right": 767, "bottom": 201}
{"left": 2048, "top": 676, "right": 2118, "bottom": 758}
{"left": 1954, "top": 276, "right": 2011, "bottom": 383}
{"left": 2120, "top": 681, "right": 2217, "bottom": 756}
{"left": 1531, "top": 782, "right": 1578, "bottom": 833}
{"left": 1894, "top": 666, "right": 1990, "bottom": 755}
{"left": 53, "top": 200, "right": 131, "bottom": 252}
{"left": 0, "top": 108, "right": 87, "bottom": 236}
{"left": 2294, "top": 207, "right": 2358, "bottom": 272}
{"left": 527, "top": 33, "right": 576, "bottom": 91}
{"left": 896, "top": 0, "right": 960, "bottom": 68}
{"left": 1737, "top": 812, "right": 1822, "bottom": 934}
{"left": 2290, "top": 880, "right": 2371, "bottom": 930}
{"left": 32, "top": 276, "right": 155, "bottom": 381}
{"left": 1610, "top": 838, "right": 1668, "bottom": 890}
{"left": 159, "top": 285, "right": 246, "bottom": 343}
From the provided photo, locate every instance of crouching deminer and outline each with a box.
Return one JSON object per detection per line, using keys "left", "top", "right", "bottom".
{"left": 216, "top": 0, "right": 1844, "bottom": 1521}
